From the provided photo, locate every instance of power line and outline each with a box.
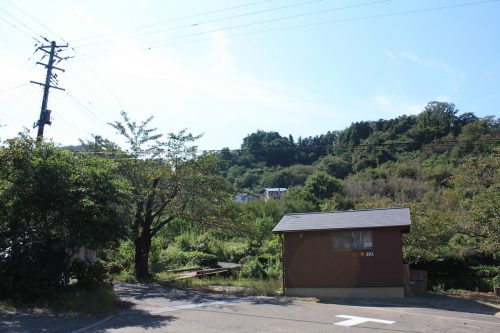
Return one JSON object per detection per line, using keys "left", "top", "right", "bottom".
{"left": 0, "top": 15, "right": 41, "bottom": 43}
{"left": 0, "top": 7, "right": 45, "bottom": 42}
{"left": 0, "top": 82, "right": 29, "bottom": 94}
{"left": 81, "top": 0, "right": 500, "bottom": 58}
{"left": 70, "top": 0, "right": 275, "bottom": 43}
{"left": 5, "top": 0, "right": 63, "bottom": 42}
{"left": 75, "top": 0, "right": 389, "bottom": 52}
{"left": 0, "top": 85, "right": 37, "bottom": 117}
{"left": 148, "top": 0, "right": 500, "bottom": 50}
{"left": 52, "top": 110, "right": 93, "bottom": 137}
{"left": 2, "top": 0, "right": 124, "bottom": 128}
{"left": 72, "top": 0, "right": 333, "bottom": 49}
{"left": 63, "top": 69, "right": 123, "bottom": 120}
{"left": 71, "top": 52, "right": 126, "bottom": 112}
{"left": 71, "top": 139, "right": 500, "bottom": 159}
{"left": 64, "top": 91, "right": 106, "bottom": 122}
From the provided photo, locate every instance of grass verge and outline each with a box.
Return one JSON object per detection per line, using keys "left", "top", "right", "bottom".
{"left": 0, "top": 286, "right": 119, "bottom": 317}
{"left": 158, "top": 277, "right": 282, "bottom": 296}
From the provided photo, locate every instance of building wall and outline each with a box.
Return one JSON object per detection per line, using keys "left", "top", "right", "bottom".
{"left": 283, "top": 228, "right": 405, "bottom": 288}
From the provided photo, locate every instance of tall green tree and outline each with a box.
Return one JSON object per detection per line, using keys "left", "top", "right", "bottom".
{"left": 0, "top": 134, "right": 130, "bottom": 295}
{"left": 109, "top": 112, "right": 231, "bottom": 279}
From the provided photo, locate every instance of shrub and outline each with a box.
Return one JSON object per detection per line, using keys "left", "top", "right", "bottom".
{"left": 105, "top": 240, "right": 135, "bottom": 273}
{"left": 264, "top": 260, "right": 282, "bottom": 279}
{"left": 492, "top": 275, "right": 500, "bottom": 288}
{"left": 113, "top": 270, "right": 137, "bottom": 283}
{"left": 70, "top": 259, "right": 113, "bottom": 289}
{"left": 239, "top": 257, "right": 266, "bottom": 279}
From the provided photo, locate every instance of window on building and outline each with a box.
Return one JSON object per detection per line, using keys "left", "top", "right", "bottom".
{"left": 331, "top": 230, "right": 373, "bottom": 251}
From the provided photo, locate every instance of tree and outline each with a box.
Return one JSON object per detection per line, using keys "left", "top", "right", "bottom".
{"left": 303, "top": 172, "right": 343, "bottom": 202}
{"left": 409, "top": 101, "right": 459, "bottom": 144}
{"left": 286, "top": 172, "right": 343, "bottom": 208}
{"left": 337, "top": 121, "right": 373, "bottom": 147}
{"left": 261, "top": 164, "right": 315, "bottom": 188}
{"left": 446, "top": 155, "right": 500, "bottom": 254}
{"left": 315, "top": 155, "right": 352, "bottom": 179}
{"left": 109, "top": 112, "right": 231, "bottom": 279}
{"left": 241, "top": 130, "right": 295, "bottom": 166}
{"left": 0, "top": 134, "right": 130, "bottom": 295}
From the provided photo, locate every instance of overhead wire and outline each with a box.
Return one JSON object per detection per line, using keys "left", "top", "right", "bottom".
{"left": 0, "top": 7, "right": 46, "bottom": 42}
{"left": 81, "top": 0, "right": 500, "bottom": 58}
{"left": 70, "top": 54, "right": 127, "bottom": 113}
{"left": 70, "top": 139, "right": 500, "bottom": 159}
{"left": 64, "top": 91, "right": 107, "bottom": 123}
{"left": 5, "top": 0, "right": 63, "bottom": 42}
{"left": 72, "top": 0, "right": 333, "bottom": 49}
{"left": 0, "top": 15, "right": 41, "bottom": 43}
{"left": 0, "top": 84, "right": 37, "bottom": 117}
{"left": 51, "top": 110, "right": 93, "bottom": 137}
{"left": 0, "top": 83, "right": 29, "bottom": 94}
{"left": 70, "top": 0, "right": 275, "bottom": 43}
{"left": 75, "top": 0, "right": 389, "bottom": 52}
{"left": 3, "top": 1, "right": 126, "bottom": 126}
{"left": 63, "top": 69, "right": 123, "bottom": 120}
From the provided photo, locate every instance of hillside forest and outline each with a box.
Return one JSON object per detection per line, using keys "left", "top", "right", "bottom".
{"left": 0, "top": 101, "right": 499, "bottom": 301}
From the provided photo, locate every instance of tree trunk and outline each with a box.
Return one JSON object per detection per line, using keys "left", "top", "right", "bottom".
{"left": 134, "top": 231, "right": 152, "bottom": 280}
{"left": 133, "top": 179, "right": 158, "bottom": 280}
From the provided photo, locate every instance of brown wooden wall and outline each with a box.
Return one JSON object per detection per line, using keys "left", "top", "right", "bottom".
{"left": 283, "top": 227, "right": 405, "bottom": 288}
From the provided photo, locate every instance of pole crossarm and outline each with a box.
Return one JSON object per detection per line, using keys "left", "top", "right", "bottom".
{"left": 32, "top": 40, "right": 70, "bottom": 140}
{"left": 35, "top": 62, "right": 66, "bottom": 72}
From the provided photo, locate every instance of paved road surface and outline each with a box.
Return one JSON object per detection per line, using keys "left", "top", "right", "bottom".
{"left": 1, "top": 283, "right": 499, "bottom": 332}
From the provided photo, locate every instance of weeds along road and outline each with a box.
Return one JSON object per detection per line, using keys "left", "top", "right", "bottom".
{"left": 1, "top": 283, "right": 499, "bottom": 332}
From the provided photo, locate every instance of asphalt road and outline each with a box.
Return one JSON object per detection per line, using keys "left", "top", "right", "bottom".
{"left": 1, "top": 283, "right": 499, "bottom": 333}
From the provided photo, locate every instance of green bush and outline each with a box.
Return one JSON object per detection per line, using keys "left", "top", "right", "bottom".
{"left": 492, "top": 275, "right": 500, "bottom": 288}
{"left": 109, "top": 240, "right": 135, "bottom": 272}
{"left": 0, "top": 241, "right": 66, "bottom": 300}
{"left": 264, "top": 260, "right": 282, "bottom": 279}
{"left": 70, "top": 259, "right": 113, "bottom": 289}
{"left": 239, "top": 258, "right": 266, "bottom": 279}
{"left": 113, "top": 270, "right": 137, "bottom": 283}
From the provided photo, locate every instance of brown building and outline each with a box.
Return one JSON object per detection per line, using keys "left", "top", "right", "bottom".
{"left": 273, "top": 207, "right": 411, "bottom": 298}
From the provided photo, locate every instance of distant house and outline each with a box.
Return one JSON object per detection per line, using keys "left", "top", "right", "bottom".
{"left": 234, "top": 193, "right": 260, "bottom": 203}
{"left": 263, "top": 188, "right": 288, "bottom": 200}
{"left": 273, "top": 207, "right": 411, "bottom": 298}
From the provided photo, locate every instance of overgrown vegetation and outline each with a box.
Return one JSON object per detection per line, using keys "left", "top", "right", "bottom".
{"left": 0, "top": 101, "right": 498, "bottom": 312}
{"left": 158, "top": 277, "right": 282, "bottom": 296}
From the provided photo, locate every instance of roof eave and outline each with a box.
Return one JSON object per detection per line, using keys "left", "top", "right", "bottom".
{"left": 272, "top": 224, "right": 411, "bottom": 233}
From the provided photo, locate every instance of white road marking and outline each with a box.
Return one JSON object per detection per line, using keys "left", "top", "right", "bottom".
{"left": 334, "top": 315, "right": 395, "bottom": 327}
{"left": 70, "top": 315, "right": 114, "bottom": 333}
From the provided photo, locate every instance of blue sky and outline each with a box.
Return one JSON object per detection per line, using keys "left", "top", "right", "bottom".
{"left": 1, "top": 0, "right": 499, "bottom": 150}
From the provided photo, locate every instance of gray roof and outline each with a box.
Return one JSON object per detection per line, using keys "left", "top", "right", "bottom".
{"left": 272, "top": 207, "right": 410, "bottom": 233}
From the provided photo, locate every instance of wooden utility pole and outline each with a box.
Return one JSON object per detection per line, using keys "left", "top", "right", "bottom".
{"left": 31, "top": 41, "right": 68, "bottom": 140}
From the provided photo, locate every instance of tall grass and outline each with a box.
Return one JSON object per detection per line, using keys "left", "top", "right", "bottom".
{"left": 158, "top": 277, "right": 282, "bottom": 296}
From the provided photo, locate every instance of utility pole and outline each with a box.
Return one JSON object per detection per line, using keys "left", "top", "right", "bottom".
{"left": 30, "top": 40, "right": 69, "bottom": 140}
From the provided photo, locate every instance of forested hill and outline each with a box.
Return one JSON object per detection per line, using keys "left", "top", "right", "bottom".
{"left": 217, "top": 101, "right": 498, "bottom": 194}
{"left": 215, "top": 101, "right": 499, "bottom": 288}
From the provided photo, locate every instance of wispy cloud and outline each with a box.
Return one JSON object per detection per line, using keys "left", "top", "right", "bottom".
{"left": 398, "top": 51, "right": 457, "bottom": 77}
{"left": 384, "top": 50, "right": 463, "bottom": 93}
